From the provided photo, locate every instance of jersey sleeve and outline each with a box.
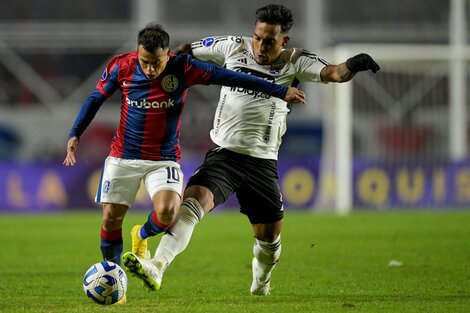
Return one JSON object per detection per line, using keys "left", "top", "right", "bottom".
{"left": 183, "top": 54, "right": 288, "bottom": 99}
{"left": 68, "top": 89, "right": 107, "bottom": 140}
{"left": 68, "top": 56, "right": 121, "bottom": 139}
{"left": 293, "top": 49, "right": 330, "bottom": 83}
{"left": 190, "top": 36, "right": 241, "bottom": 66}
{"left": 96, "top": 55, "right": 121, "bottom": 97}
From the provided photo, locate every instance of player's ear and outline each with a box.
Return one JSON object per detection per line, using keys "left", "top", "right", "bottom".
{"left": 282, "top": 36, "right": 290, "bottom": 47}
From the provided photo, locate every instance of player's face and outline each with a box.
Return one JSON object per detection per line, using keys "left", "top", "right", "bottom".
{"left": 137, "top": 45, "right": 170, "bottom": 80}
{"left": 252, "top": 22, "right": 289, "bottom": 65}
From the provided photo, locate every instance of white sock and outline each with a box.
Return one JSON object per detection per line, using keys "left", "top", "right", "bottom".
{"left": 152, "top": 198, "right": 204, "bottom": 273}
{"left": 253, "top": 234, "right": 282, "bottom": 283}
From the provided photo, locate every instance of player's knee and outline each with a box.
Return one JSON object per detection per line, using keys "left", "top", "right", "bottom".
{"left": 152, "top": 190, "right": 181, "bottom": 224}
{"left": 256, "top": 233, "right": 279, "bottom": 243}
{"left": 154, "top": 203, "right": 179, "bottom": 225}
{"left": 184, "top": 185, "right": 214, "bottom": 213}
{"left": 253, "top": 221, "right": 282, "bottom": 243}
{"left": 101, "top": 203, "right": 126, "bottom": 230}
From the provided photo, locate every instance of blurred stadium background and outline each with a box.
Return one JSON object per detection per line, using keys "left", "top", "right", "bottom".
{"left": 0, "top": 0, "right": 469, "bottom": 213}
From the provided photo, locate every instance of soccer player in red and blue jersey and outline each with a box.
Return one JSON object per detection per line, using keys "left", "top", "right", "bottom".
{"left": 63, "top": 23, "right": 305, "bottom": 293}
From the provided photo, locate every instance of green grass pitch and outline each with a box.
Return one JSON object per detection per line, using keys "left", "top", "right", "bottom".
{"left": 0, "top": 210, "right": 469, "bottom": 312}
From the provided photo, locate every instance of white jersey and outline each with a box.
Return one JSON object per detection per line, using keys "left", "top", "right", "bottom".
{"left": 191, "top": 36, "right": 329, "bottom": 160}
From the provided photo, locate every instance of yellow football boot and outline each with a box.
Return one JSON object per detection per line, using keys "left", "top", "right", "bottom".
{"left": 131, "top": 225, "right": 150, "bottom": 259}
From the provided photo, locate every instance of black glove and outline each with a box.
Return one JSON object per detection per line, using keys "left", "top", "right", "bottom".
{"left": 346, "top": 53, "right": 380, "bottom": 73}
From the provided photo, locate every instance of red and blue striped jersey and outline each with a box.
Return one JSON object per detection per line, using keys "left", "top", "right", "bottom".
{"left": 68, "top": 51, "right": 288, "bottom": 163}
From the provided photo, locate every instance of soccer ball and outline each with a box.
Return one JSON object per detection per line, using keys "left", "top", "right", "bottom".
{"left": 83, "top": 261, "right": 127, "bottom": 305}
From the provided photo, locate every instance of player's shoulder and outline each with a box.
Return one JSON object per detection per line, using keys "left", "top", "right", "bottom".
{"left": 167, "top": 51, "right": 193, "bottom": 67}
{"left": 167, "top": 51, "right": 211, "bottom": 74}
{"left": 192, "top": 35, "right": 249, "bottom": 49}
{"left": 109, "top": 51, "right": 138, "bottom": 67}
{"left": 102, "top": 52, "right": 138, "bottom": 81}
{"left": 113, "top": 51, "right": 137, "bottom": 61}
{"left": 290, "top": 48, "right": 327, "bottom": 64}
{"left": 168, "top": 50, "right": 185, "bottom": 60}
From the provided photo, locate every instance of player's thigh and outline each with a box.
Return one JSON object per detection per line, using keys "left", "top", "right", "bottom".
{"left": 186, "top": 148, "right": 241, "bottom": 209}
{"left": 144, "top": 161, "right": 184, "bottom": 203}
{"left": 96, "top": 157, "right": 144, "bottom": 207}
{"left": 238, "top": 184, "right": 284, "bottom": 224}
{"left": 238, "top": 157, "right": 283, "bottom": 216}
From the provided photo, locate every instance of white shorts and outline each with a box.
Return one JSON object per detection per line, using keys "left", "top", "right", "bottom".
{"left": 95, "top": 157, "right": 184, "bottom": 208}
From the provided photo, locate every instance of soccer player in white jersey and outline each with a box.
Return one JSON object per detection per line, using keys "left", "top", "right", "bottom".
{"left": 124, "top": 4, "right": 380, "bottom": 295}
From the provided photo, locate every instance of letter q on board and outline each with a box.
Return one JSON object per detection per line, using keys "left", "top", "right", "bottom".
{"left": 281, "top": 167, "right": 315, "bottom": 206}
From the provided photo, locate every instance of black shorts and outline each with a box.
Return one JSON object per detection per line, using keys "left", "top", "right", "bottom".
{"left": 186, "top": 147, "right": 284, "bottom": 224}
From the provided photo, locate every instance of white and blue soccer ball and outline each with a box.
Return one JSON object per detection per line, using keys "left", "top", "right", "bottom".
{"left": 83, "top": 261, "right": 127, "bottom": 305}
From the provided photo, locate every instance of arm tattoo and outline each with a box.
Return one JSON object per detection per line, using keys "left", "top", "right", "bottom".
{"left": 321, "top": 64, "right": 356, "bottom": 83}
{"left": 336, "top": 63, "right": 356, "bottom": 82}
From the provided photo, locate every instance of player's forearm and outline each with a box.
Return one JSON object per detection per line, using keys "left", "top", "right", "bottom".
{"left": 321, "top": 53, "right": 380, "bottom": 82}
{"left": 68, "top": 90, "right": 106, "bottom": 140}
{"left": 320, "top": 63, "right": 356, "bottom": 83}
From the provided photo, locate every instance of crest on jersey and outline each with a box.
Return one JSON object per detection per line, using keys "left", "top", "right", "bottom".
{"left": 100, "top": 69, "right": 108, "bottom": 81}
{"left": 161, "top": 75, "right": 179, "bottom": 92}
{"left": 269, "top": 68, "right": 280, "bottom": 75}
{"left": 202, "top": 37, "right": 215, "bottom": 47}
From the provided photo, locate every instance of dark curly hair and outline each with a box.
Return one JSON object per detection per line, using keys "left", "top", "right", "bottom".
{"left": 137, "top": 23, "right": 170, "bottom": 52}
{"left": 255, "top": 4, "right": 294, "bottom": 33}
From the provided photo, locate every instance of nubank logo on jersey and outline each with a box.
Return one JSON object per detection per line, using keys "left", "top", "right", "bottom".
{"left": 230, "top": 67, "right": 275, "bottom": 99}
{"left": 126, "top": 97, "right": 175, "bottom": 109}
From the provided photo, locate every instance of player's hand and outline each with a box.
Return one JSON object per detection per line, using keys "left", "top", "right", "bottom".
{"left": 284, "top": 87, "right": 306, "bottom": 104}
{"left": 346, "top": 53, "right": 380, "bottom": 73}
{"left": 63, "top": 136, "right": 79, "bottom": 166}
